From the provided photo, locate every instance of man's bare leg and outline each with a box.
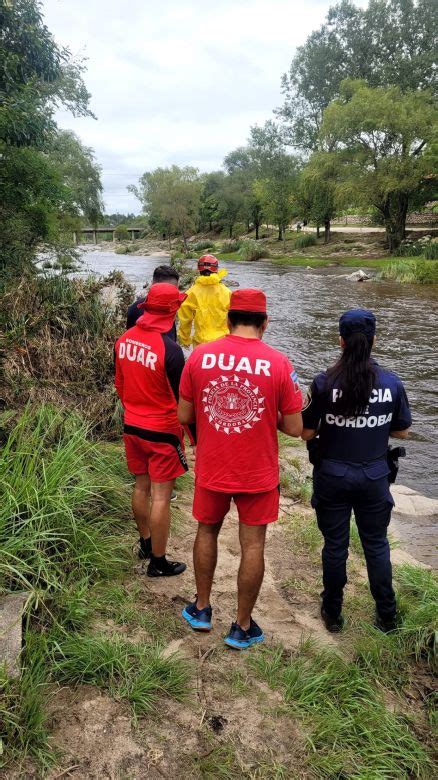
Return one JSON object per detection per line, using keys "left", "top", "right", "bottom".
{"left": 236, "top": 524, "right": 267, "bottom": 630}
{"left": 132, "top": 473, "right": 151, "bottom": 540}
{"left": 149, "top": 479, "right": 175, "bottom": 557}
{"left": 193, "top": 522, "right": 223, "bottom": 609}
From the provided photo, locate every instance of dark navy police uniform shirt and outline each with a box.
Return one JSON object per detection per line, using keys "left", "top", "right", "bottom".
{"left": 302, "top": 361, "right": 411, "bottom": 463}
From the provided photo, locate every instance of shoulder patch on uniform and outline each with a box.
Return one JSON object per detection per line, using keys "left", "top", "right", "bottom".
{"left": 290, "top": 369, "right": 300, "bottom": 394}
{"left": 302, "top": 387, "right": 312, "bottom": 411}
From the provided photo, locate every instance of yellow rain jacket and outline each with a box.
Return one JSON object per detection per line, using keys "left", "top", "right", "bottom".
{"left": 178, "top": 270, "right": 231, "bottom": 347}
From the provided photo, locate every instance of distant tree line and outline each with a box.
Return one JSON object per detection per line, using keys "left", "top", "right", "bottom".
{"left": 132, "top": 0, "right": 437, "bottom": 252}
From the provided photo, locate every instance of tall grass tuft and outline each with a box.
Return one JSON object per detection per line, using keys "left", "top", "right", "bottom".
{"left": 294, "top": 234, "right": 317, "bottom": 249}
{"left": 250, "top": 644, "right": 433, "bottom": 778}
{"left": 51, "top": 633, "right": 191, "bottom": 717}
{"left": 238, "top": 239, "right": 269, "bottom": 261}
{"left": 0, "top": 405, "right": 131, "bottom": 620}
{"left": 380, "top": 258, "right": 438, "bottom": 283}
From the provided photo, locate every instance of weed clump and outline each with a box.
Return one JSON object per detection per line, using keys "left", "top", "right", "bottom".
{"left": 1, "top": 271, "right": 134, "bottom": 431}
{"left": 380, "top": 258, "right": 438, "bottom": 283}
{"left": 239, "top": 239, "right": 269, "bottom": 261}
{"left": 294, "top": 234, "right": 317, "bottom": 249}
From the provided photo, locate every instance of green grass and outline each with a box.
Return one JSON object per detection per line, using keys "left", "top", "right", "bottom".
{"left": 280, "top": 511, "right": 321, "bottom": 555}
{"left": 249, "top": 642, "right": 434, "bottom": 778}
{"left": 89, "top": 582, "right": 182, "bottom": 640}
{"left": 380, "top": 258, "right": 438, "bottom": 283}
{"left": 51, "top": 633, "right": 191, "bottom": 718}
{"left": 0, "top": 635, "right": 55, "bottom": 770}
{"left": 0, "top": 405, "right": 131, "bottom": 615}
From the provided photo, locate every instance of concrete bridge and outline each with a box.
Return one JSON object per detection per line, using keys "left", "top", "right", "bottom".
{"left": 73, "top": 226, "right": 143, "bottom": 244}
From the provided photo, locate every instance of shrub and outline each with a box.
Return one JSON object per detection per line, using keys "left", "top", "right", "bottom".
{"left": 294, "top": 233, "right": 317, "bottom": 249}
{"left": 114, "top": 224, "right": 129, "bottom": 242}
{"left": 0, "top": 405, "right": 130, "bottom": 607}
{"left": 238, "top": 239, "right": 269, "bottom": 261}
{"left": 424, "top": 242, "right": 438, "bottom": 260}
{"left": 221, "top": 239, "right": 241, "bottom": 252}
{"left": 380, "top": 259, "right": 438, "bottom": 284}
{"left": 115, "top": 245, "right": 128, "bottom": 254}
{"left": 189, "top": 240, "right": 215, "bottom": 252}
{"left": 395, "top": 241, "right": 422, "bottom": 257}
{"left": 1, "top": 271, "right": 134, "bottom": 429}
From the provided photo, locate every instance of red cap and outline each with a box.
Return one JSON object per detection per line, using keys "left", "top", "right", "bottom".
{"left": 136, "top": 283, "right": 187, "bottom": 333}
{"left": 139, "top": 283, "right": 187, "bottom": 314}
{"left": 198, "top": 254, "right": 219, "bottom": 272}
{"left": 229, "top": 288, "right": 267, "bottom": 314}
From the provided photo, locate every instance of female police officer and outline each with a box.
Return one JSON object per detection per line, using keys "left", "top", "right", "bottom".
{"left": 302, "top": 309, "right": 411, "bottom": 633}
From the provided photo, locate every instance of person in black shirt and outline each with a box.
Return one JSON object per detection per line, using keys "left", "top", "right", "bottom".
{"left": 127, "top": 265, "right": 180, "bottom": 341}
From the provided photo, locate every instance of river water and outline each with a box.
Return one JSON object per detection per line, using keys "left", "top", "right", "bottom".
{"left": 79, "top": 248, "right": 437, "bottom": 564}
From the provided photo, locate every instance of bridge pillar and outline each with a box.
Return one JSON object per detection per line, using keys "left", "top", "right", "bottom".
{"left": 93, "top": 230, "right": 97, "bottom": 244}
{"left": 131, "top": 230, "right": 135, "bottom": 241}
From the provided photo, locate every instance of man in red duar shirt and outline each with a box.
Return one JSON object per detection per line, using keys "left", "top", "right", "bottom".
{"left": 115, "top": 283, "right": 189, "bottom": 578}
{"left": 178, "top": 288, "right": 303, "bottom": 649}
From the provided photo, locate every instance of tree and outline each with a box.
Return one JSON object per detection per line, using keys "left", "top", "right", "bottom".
{"left": 214, "top": 173, "right": 245, "bottom": 238}
{"left": 50, "top": 131, "right": 103, "bottom": 226}
{"left": 299, "top": 154, "right": 338, "bottom": 242}
{"left": 198, "top": 172, "right": 224, "bottom": 232}
{"left": 131, "top": 166, "right": 202, "bottom": 250}
{"left": 0, "top": 0, "right": 96, "bottom": 274}
{"left": 320, "top": 80, "right": 437, "bottom": 250}
{"left": 248, "top": 122, "right": 301, "bottom": 243}
{"left": 223, "top": 147, "right": 264, "bottom": 238}
{"left": 277, "top": 0, "right": 438, "bottom": 152}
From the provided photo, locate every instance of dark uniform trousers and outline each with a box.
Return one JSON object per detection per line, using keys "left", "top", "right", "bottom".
{"left": 312, "top": 459, "right": 396, "bottom": 620}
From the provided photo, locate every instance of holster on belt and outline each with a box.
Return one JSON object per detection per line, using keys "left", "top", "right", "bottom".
{"left": 387, "top": 445, "right": 406, "bottom": 484}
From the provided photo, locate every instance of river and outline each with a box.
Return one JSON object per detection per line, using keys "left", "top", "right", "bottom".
{"left": 79, "top": 247, "right": 437, "bottom": 565}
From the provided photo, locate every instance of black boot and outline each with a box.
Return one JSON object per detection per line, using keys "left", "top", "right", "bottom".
{"left": 321, "top": 605, "right": 344, "bottom": 633}
{"left": 147, "top": 555, "right": 186, "bottom": 577}
{"left": 374, "top": 612, "right": 397, "bottom": 633}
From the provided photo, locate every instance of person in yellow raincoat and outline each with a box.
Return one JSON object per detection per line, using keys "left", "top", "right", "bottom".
{"left": 178, "top": 255, "right": 231, "bottom": 347}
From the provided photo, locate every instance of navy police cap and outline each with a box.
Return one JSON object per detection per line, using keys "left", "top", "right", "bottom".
{"left": 339, "top": 308, "right": 376, "bottom": 339}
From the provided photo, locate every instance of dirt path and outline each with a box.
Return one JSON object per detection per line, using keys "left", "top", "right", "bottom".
{"left": 39, "top": 447, "right": 340, "bottom": 779}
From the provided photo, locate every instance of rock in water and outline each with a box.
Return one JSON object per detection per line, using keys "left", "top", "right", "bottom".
{"left": 0, "top": 593, "right": 29, "bottom": 678}
{"left": 347, "top": 269, "right": 372, "bottom": 282}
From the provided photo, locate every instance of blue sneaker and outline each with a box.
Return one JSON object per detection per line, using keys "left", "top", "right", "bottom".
{"left": 224, "top": 619, "right": 264, "bottom": 650}
{"left": 182, "top": 600, "right": 212, "bottom": 632}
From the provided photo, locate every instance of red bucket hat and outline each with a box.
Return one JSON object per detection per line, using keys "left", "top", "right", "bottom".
{"left": 137, "top": 283, "right": 187, "bottom": 331}
{"left": 229, "top": 288, "right": 267, "bottom": 314}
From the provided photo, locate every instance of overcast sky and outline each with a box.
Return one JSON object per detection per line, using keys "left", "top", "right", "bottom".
{"left": 43, "top": 0, "right": 336, "bottom": 214}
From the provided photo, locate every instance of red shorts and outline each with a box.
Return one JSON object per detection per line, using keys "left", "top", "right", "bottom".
{"left": 123, "top": 431, "right": 187, "bottom": 482}
{"left": 193, "top": 484, "right": 280, "bottom": 526}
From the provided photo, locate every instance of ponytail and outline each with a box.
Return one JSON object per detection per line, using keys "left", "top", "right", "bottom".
{"left": 327, "top": 332, "right": 377, "bottom": 417}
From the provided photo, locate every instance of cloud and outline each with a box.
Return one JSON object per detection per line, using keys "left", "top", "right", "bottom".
{"left": 43, "top": 0, "right": 332, "bottom": 213}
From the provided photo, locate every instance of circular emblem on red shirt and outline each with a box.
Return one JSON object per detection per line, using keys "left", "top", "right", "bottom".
{"left": 202, "top": 375, "right": 265, "bottom": 434}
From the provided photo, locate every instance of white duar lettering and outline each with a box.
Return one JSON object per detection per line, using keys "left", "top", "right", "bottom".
{"left": 235, "top": 356, "right": 252, "bottom": 374}
{"left": 136, "top": 347, "right": 145, "bottom": 366}
{"left": 218, "top": 354, "right": 234, "bottom": 371}
{"left": 145, "top": 352, "right": 157, "bottom": 370}
{"left": 255, "top": 359, "right": 271, "bottom": 376}
{"left": 202, "top": 353, "right": 216, "bottom": 369}
{"left": 126, "top": 343, "right": 137, "bottom": 361}
{"left": 119, "top": 342, "right": 126, "bottom": 359}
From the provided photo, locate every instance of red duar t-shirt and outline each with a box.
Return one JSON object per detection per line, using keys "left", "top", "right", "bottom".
{"left": 179, "top": 334, "right": 302, "bottom": 493}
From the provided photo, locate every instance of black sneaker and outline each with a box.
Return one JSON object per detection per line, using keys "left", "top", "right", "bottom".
{"left": 147, "top": 556, "right": 186, "bottom": 577}
{"left": 321, "top": 606, "right": 344, "bottom": 633}
{"left": 374, "top": 612, "right": 397, "bottom": 633}
{"left": 137, "top": 537, "right": 152, "bottom": 560}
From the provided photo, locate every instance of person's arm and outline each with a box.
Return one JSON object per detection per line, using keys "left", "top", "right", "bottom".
{"left": 279, "top": 412, "right": 303, "bottom": 437}
{"left": 126, "top": 297, "right": 145, "bottom": 329}
{"left": 114, "top": 344, "right": 124, "bottom": 403}
{"left": 301, "top": 377, "right": 324, "bottom": 441}
{"left": 176, "top": 354, "right": 197, "bottom": 441}
{"left": 178, "top": 289, "right": 196, "bottom": 347}
{"left": 178, "top": 398, "right": 195, "bottom": 425}
{"left": 278, "top": 360, "right": 303, "bottom": 439}
{"left": 390, "top": 380, "right": 412, "bottom": 439}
